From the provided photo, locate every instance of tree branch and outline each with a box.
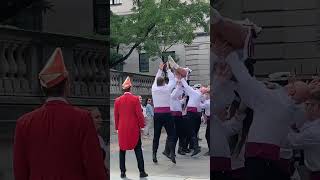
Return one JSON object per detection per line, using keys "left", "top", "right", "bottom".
{"left": 110, "top": 23, "right": 156, "bottom": 67}
{"left": 163, "top": 42, "right": 175, "bottom": 52}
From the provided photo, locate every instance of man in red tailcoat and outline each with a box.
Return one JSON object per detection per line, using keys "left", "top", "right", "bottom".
{"left": 13, "top": 48, "right": 107, "bottom": 180}
{"left": 114, "top": 76, "right": 148, "bottom": 179}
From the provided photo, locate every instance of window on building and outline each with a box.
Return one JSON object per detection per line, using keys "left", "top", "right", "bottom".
{"left": 139, "top": 53, "right": 150, "bottom": 73}
{"left": 93, "top": 0, "right": 108, "bottom": 34}
{"left": 162, "top": 51, "right": 176, "bottom": 62}
{"left": 110, "top": 0, "right": 122, "bottom": 5}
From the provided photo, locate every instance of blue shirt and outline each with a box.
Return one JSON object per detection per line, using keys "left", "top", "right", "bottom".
{"left": 146, "top": 104, "right": 154, "bottom": 118}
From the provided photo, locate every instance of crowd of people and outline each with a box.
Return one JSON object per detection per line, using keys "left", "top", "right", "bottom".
{"left": 211, "top": 8, "right": 320, "bottom": 180}
{"left": 113, "top": 56, "right": 211, "bottom": 178}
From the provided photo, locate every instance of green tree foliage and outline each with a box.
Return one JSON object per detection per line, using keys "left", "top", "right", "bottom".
{"left": 110, "top": 0, "right": 209, "bottom": 67}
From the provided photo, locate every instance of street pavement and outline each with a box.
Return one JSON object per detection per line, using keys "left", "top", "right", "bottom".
{"left": 110, "top": 124, "right": 210, "bottom": 180}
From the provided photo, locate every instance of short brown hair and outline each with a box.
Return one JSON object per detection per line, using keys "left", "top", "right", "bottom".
{"left": 42, "top": 79, "right": 68, "bottom": 97}
{"left": 157, "top": 77, "right": 165, "bottom": 86}
{"left": 122, "top": 87, "right": 131, "bottom": 92}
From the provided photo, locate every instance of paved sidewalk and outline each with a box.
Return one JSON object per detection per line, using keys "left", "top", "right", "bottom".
{"left": 110, "top": 125, "right": 210, "bottom": 180}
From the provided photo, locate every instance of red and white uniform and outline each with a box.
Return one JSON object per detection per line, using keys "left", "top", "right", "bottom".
{"left": 170, "top": 83, "right": 184, "bottom": 115}
{"left": 114, "top": 92, "right": 145, "bottom": 150}
{"left": 226, "top": 52, "right": 307, "bottom": 160}
{"left": 181, "top": 79, "right": 201, "bottom": 113}
{"left": 152, "top": 69, "right": 176, "bottom": 113}
{"left": 14, "top": 98, "right": 107, "bottom": 180}
{"left": 200, "top": 99, "right": 210, "bottom": 117}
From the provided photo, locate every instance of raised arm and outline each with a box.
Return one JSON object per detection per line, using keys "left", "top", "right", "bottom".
{"left": 225, "top": 52, "right": 270, "bottom": 108}
{"left": 152, "top": 69, "right": 163, "bottom": 89}
{"left": 181, "top": 78, "right": 196, "bottom": 96}
{"left": 171, "top": 83, "right": 184, "bottom": 99}
{"left": 167, "top": 69, "right": 176, "bottom": 91}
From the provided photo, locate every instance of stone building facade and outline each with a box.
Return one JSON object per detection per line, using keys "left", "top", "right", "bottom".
{"left": 216, "top": 0, "right": 320, "bottom": 78}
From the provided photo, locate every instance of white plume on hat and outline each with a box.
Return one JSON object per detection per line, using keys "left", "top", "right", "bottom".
{"left": 193, "top": 84, "right": 202, "bottom": 89}
{"left": 268, "top": 72, "right": 291, "bottom": 79}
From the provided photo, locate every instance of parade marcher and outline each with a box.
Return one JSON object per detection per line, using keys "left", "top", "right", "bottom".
{"left": 114, "top": 77, "right": 148, "bottom": 178}
{"left": 215, "top": 45, "right": 310, "bottom": 180}
{"left": 181, "top": 93, "right": 192, "bottom": 153}
{"left": 144, "top": 97, "right": 154, "bottom": 137}
{"left": 200, "top": 87, "right": 210, "bottom": 156}
{"left": 193, "top": 84, "right": 204, "bottom": 140}
{"left": 284, "top": 90, "right": 320, "bottom": 180}
{"left": 180, "top": 77, "right": 208, "bottom": 156}
{"left": 171, "top": 78, "right": 186, "bottom": 155}
{"left": 163, "top": 77, "right": 186, "bottom": 157}
{"left": 151, "top": 62, "right": 177, "bottom": 164}
{"left": 13, "top": 48, "right": 107, "bottom": 180}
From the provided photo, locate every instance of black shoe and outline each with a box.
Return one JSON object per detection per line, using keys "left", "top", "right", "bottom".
{"left": 178, "top": 148, "right": 186, "bottom": 155}
{"left": 162, "top": 151, "right": 170, "bottom": 159}
{"left": 170, "top": 153, "right": 176, "bottom": 164}
{"left": 120, "top": 172, "right": 126, "bottom": 178}
{"left": 178, "top": 149, "right": 186, "bottom": 155}
{"left": 140, "top": 171, "right": 148, "bottom": 178}
{"left": 183, "top": 148, "right": 191, "bottom": 153}
{"left": 153, "top": 152, "right": 158, "bottom": 163}
{"left": 191, "top": 148, "right": 201, "bottom": 156}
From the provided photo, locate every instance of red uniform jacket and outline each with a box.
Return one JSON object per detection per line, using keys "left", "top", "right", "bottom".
{"left": 13, "top": 100, "right": 107, "bottom": 180}
{"left": 114, "top": 92, "right": 145, "bottom": 150}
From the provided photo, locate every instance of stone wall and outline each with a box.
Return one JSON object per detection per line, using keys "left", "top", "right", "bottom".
{"left": 216, "top": 0, "right": 320, "bottom": 77}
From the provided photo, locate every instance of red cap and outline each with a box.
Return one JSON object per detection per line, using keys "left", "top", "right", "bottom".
{"left": 122, "top": 76, "right": 132, "bottom": 89}
{"left": 39, "top": 48, "right": 68, "bottom": 88}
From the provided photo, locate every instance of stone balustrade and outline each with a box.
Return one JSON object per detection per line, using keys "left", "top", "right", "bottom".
{"left": 0, "top": 28, "right": 108, "bottom": 98}
{"left": 0, "top": 27, "right": 109, "bottom": 140}
{"left": 110, "top": 69, "right": 155, "bottom": 98}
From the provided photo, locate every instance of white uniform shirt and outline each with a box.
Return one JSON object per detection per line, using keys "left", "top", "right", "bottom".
{"left": 181, "top": 78, "right": 202, "bottom": 112}
{"left": 231, "top": 144, "right": 246, "bottom": 170}
{"left": 200, "top": 99, "right": 210, "bottom": 116}
{"left": 211, "top": 115, "right": 244, "bottom": 157}
{"left": 226, "top": 52, "right": 302, "bottom": 149}
{"left": 170, "top": 84, "right": 184, "bottom": 112}
{"left": 152, "top": 69, "right": 176, "bottom": 108}
{"left": 284, "top": 119, "right": 320, "bottom": 172}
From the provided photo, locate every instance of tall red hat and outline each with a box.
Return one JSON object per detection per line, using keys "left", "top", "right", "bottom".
{"left": 39, "top": 48, "right": 68, "bottom": 88}
{"left": 122, "top": 76, "right": 132, "bottom": 90}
